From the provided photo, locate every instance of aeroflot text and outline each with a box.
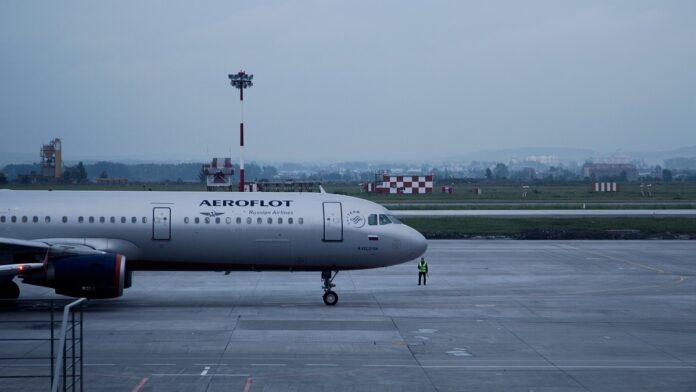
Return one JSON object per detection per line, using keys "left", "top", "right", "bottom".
{"left": 199, "top": 200, "right": 293, "bottom": 208}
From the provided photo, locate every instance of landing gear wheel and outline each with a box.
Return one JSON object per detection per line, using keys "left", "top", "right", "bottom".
{"left": 323, "top": 290, "right": 338, "bottom": 306}
{"left": 0, "top": 281, "right": 20, "bottom": 299}
{"left": 321, "top": 270, "right": 339, "bottom": 306}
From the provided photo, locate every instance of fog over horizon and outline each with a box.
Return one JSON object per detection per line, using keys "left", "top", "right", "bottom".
{"left": 1, "top": 1, "right": 694, "bottom": 163}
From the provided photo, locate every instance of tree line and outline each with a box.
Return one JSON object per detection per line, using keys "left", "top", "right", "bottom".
{"left": 0, "top": 161, "right": 278, "bottom": 183}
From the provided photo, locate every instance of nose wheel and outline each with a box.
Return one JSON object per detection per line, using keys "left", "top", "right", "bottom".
{"left": 321, "top": 270, "right": 339, "bottom": 306}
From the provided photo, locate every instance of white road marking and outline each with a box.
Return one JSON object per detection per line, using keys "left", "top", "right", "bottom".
{"left": 200, "top": 366, "right": 210, "bottom": 376}
{"left": 413, "top": 329, "right": 437, "bottom": 333}
{"left": 363, "top": 364, "right": 695, "bottom": 369}
{"left": 446, "top": 348, "right": 472, "bottom": 357}
{"left": 251, "top": 363, "right": 286, "bottom": 367}
{"left": 306, "top": 363, "right": 338, "bottom": 367}
{"left": 143, "top": 363, "right": 175, "bottom": 366}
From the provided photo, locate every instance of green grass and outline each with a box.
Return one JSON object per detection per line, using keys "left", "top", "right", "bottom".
{"left": 5, "top": 181, "right": 696, "bottom": 202}
{"left": 400, "top": 217, "right": 696, "bottom": 238}
{"left": 326, "top": 181, "right": 696, "bottom": 203}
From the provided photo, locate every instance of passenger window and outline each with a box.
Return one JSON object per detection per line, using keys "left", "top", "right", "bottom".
{"left": 368, "top": 214, "right": 377, "bottom": 226}
{"left": 32, "top": 216, "right": 38, "bottom": 223}
{"left": 131, "top": 217, "right": 137, "bottom": 224}
{"left": 205, "top": 217, "right": 210, "bottom": 224}
{"left": 142, "top": 217, "right": 147, "bottom": 224}
{"left": 215, "top": 217, "right": 221, "bottom": 224}
{"left": 62, "top": 216, "right": 68, "bottom": 223}
{"left": 0, "top": 216, "right": 5, "bottom": 223}
{"left": 99, "top": 217, "right": 105, "bottom": 223}
{"left": 89, "top": 216, "right": 95, "bottom": 223}
{"left": 236, "top": 217, "right": 242, "bottom": 224}
{"left": 379, "top": 214, "right": 392, "bottom": 225}
{"left": 110, "top": 217, "right": 115, "bottom": 223}
{"left": 11, "top": 216, "right": 16, "bottom": 223}
{"left": 45, "top": 216, "right": 50, "bottom": 223}
{"left": 288, "top": 217, "right": 293, "bottom": 224}
{"left": 194, "top": 217, "right": 200, "bottom": 224}
{"left": 22, "top": 216, "right": 28, "bottom": 223}
{"left": 226, "top": 217, "right": 231, "bottom": 224}
{"left": 78, "top": 216, "right": 84, "bottom": 223}
{"left": 184, "top": 217, "right": 189, "bottom": 224}
{"left": 246, "top": 217, "right": 252, "bottom": 224}
{"left": 121, "top": 217, "right": 126, "bottom": 223}
{"left": 278, "top": 217, "right": 283, "bottom": 224}
{"left": 267, "top": 217, "right": 273, "bottom": 224}
{"left": 257, "top": 217, "right": 262, "bottom": 224}
{"left": 298, "top": 217, "right": 304, "bottom": 224}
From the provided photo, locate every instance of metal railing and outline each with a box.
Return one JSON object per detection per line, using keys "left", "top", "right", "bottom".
{"left": 0, "top": 298, "right": 85, "bottom": 391}
{"left": 52, "top": 298, "right": 86, "bottom": 392}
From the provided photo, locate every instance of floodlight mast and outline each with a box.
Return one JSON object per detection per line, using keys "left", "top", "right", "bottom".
{"left": 228, "top": 70, "right": 254, "bottom": 192}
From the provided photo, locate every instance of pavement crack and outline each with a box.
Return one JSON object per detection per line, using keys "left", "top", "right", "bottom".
{"left": 204, "top": 314, "right": 241, "bottom": 392}
{"left": 501, "top": 323, "right": 592, "bottom": 392}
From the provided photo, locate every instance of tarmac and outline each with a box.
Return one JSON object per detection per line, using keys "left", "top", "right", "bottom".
{"left": 1, "top": 240, "right": 695, "bottom": 391}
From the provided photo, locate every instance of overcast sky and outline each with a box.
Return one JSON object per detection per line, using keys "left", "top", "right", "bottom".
{"left": 1, "top": 1, "right": 694, "bottom": 163}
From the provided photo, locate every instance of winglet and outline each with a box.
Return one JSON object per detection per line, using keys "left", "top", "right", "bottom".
{"left": 319, "top": 185, "right": 327, "bottom": 194}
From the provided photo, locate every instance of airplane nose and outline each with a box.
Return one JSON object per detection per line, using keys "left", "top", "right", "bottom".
{"left": 406, "top": 226, "right": 428, "bottom": 259}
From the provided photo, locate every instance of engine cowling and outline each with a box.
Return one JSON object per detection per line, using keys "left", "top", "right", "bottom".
{"left": 23, "top": 254, "right": 126, "bottom": 299}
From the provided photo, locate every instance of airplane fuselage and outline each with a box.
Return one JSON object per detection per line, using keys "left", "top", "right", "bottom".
{"left": 0, "top": 190, "right": 427, "bottom": 272}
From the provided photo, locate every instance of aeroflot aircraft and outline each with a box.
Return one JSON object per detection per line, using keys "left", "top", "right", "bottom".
{"left": 0, "top": 189, "right": 427, "bottom": 305}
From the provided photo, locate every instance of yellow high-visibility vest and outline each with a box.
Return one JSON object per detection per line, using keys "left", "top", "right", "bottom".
{"left": 418, "top": 262, "right": 427, "bottom": 273}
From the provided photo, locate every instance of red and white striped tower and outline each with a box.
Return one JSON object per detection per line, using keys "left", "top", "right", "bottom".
{"left": 228, "top": 70, "right": 254, "bottom": 192}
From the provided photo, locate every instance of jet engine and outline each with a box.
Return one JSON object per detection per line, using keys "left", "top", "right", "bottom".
{"left": 22, "top": 254, "right": 127, "bottom": 299}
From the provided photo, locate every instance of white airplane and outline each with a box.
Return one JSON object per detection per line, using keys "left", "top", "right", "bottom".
{"left": 0, "top": 189, "right": 427, "bottom": 305}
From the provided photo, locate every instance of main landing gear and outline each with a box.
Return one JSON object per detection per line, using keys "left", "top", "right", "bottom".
{"left": 321, "top": 270, "right": 339, "bottom": 306}
{"left": 0, "top": 280, "right": 20, "bottom": 299}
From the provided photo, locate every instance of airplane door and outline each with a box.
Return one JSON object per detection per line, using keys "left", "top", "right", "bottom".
{"left": 152, "top": 207, "right": 171, "bottom": 240}
{"left": 323, "top": 202, "right": 343, "bottom": 241}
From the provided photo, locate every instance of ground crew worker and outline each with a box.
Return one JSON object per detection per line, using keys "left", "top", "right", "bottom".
{"left": 418, "top": 257, "right": 428, "bottom": 285}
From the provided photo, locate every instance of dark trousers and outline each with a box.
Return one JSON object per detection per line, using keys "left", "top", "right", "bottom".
{"left": 418, "top": 272, "right": 427, "bottom": 285}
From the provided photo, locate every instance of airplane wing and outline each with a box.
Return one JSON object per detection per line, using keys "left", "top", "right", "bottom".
{"left": 0, "top": 262, "right": 44, "bottom": 278}
{"left": 0, "top": 237, "right": 106, "bottom": 255}
{"left": 0, "top": 237, "right": 107, "bottom": 281}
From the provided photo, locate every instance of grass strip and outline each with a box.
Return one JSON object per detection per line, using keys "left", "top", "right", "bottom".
{"left": 400, "top": 217, "right": 696, "bottom": 239}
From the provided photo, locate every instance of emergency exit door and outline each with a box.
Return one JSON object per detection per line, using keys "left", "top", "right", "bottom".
{"left": 152, "top": 207, "right": 171, "bottom": 240}
{"left": 323, "top": 202, "right": 343, "bottom": 241}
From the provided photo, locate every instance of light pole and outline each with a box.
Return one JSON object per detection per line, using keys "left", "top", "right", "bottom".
{"left": 228, "top": 70, "right": 254, "bottom": 192}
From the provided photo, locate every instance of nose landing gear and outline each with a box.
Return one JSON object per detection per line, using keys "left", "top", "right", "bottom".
{"left": 321, "top": 270, "right": 339, "bottom": 306}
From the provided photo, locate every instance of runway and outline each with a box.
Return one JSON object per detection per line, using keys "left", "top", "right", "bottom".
{"left": 2, "top": 240, "right": 695, "bottom": 391}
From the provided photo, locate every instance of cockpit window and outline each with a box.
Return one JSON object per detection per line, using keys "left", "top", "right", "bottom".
{"left": 368, "top": 214, "right": 378, "bottom": 226}
{"left": 378, "top": 214, "right": 392, "bottom": 225}
{"left": 387, "top": 215, "right": 401, "bottom": 224}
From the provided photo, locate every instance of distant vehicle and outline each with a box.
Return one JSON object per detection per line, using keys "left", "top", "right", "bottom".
{"left": 0, "top": 189, "right": 426, "bottom": 305}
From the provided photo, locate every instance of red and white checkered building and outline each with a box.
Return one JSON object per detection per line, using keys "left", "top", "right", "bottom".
{"left": 365, "top": 172, "right": 434, "bottom": 194}
{"left": 203, "top": 157, "right": 234, "bottom": 191}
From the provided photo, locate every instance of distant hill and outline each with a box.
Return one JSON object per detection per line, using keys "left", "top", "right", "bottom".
{"left": 458, "top": 146, "right": 696, "bottom": 164}
{"left": 629, "top": 146, "right": 696, "bottom": 162}
{"left": 0, "top": 152, "right": 36, "bottom": 167}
